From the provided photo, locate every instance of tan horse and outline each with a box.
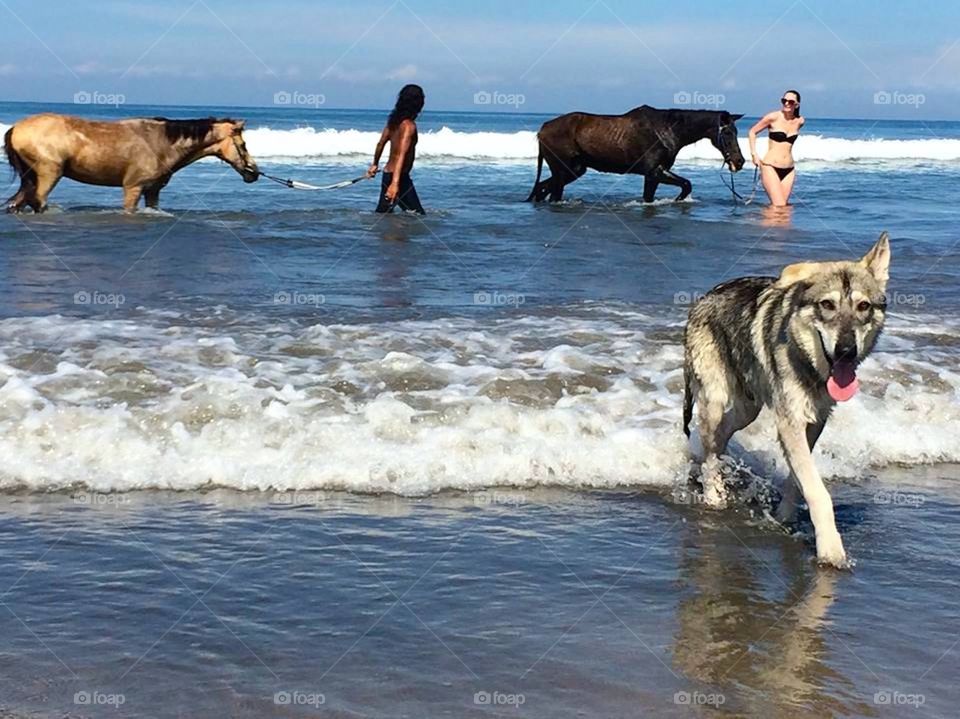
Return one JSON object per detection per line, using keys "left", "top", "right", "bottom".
{"left": 4, "top": 114, "right": 259, "bottom": 213}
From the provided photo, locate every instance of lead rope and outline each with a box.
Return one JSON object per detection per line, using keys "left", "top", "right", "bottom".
{"left": 716, "top": 122, "right": 758, "bottom": 205}
{"left": 720, "top": 163, "right": 759, "bottom": 205}
{"left": 258, "top": 171, "right": 373, "bottom": 191}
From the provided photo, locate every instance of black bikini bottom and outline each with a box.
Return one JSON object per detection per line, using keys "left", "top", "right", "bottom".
{"left": 768, "top": 166, "right": 795, "bottom": 181}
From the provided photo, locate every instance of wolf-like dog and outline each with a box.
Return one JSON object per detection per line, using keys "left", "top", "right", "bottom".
{"left": 682, "top": 232, "right": 891, "bottom": 567}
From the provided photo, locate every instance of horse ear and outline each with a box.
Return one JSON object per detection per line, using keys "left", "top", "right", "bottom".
{"left": 233, "top": 120, "right": 246, "bottom": 133}
{"left": 730, "top": 113, "right": 744, "bottom": 121}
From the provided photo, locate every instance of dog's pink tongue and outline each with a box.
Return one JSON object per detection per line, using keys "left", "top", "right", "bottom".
{"left": 827, "top": 361, "right": 859, "bottom": 402}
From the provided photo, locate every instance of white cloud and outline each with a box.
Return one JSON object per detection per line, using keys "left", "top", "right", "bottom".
{"left": 387, "top": 64, "right": 418, "bottom": 81}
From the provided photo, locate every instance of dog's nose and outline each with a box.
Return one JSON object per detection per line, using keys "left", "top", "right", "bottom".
{"left": 834, "top": 339, "right": 858, "bottom": 363}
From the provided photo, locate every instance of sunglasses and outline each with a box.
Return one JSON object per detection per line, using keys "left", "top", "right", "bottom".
{"left": 781, "top": 98, "right": 798, "bottom": 106}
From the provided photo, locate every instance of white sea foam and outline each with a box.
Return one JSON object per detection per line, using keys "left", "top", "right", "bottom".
{"left": 0, "top": 308, "right": 958, "bottom": 495}
{"left": 240, "top": 126, "right": 960, "bottom": 167}
{"left": 2, "top": 120, "right": 956, "bottom": 168}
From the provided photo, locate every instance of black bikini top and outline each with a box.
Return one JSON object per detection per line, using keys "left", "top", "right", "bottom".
{"left": 768, "top": 130, "right": 798, "bottom": 144}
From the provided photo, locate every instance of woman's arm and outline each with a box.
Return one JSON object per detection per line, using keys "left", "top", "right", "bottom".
{"left": 368, "top": 125, "right": 390, "bottom": 177}
{"left": 748, "top": 112, "right": 775, "bottom": 165}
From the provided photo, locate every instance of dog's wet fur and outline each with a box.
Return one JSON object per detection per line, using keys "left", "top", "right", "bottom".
{"left": 683, "top": 232, "right": 891, "bottom": 567}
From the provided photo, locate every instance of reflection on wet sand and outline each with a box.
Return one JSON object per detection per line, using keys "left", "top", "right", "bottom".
{"left": 671, "top": 519, "right": 875, "bottom": 718}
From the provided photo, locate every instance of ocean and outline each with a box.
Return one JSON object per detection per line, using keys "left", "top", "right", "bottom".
{"left": 0, "top": 102, "right": 958, "bottom": 717}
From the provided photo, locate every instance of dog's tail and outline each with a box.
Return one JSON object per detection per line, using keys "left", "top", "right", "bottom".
{"left": 682, "top": 353, "right": 694, "bottom": 438}
{"left": 525, "top": 141, "right": 544, "bottom": 202}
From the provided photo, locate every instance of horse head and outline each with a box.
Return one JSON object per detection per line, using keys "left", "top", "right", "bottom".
{"left": 213, "top": 120, "right": 259, "bottom": 183}
{"left": 711, "top": 112, "right": 745, "bottom": 173}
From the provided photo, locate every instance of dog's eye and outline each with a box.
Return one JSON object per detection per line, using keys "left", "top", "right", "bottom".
{"left": 819, "top": 299, "right": 837, "bottom": 312}
{"left": 856, "top": 300, "right": 871, "bottom": 312}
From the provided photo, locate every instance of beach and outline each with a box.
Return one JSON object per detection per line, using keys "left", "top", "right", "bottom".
{"left": 1, "top": 102, "right": 959, "bottom": 717}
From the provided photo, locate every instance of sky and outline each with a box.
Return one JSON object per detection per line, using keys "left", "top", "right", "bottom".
{"left": 0, "top": 0, "right": 957, "bottom": 119}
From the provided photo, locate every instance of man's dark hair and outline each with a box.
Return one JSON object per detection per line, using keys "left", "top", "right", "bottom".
{"left": 387, "top": 84, "right": 425, "bottom": 130}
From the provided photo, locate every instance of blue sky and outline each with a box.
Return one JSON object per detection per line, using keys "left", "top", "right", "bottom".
{"left": 1, "top": 0, "right": 957, "bottom": 118}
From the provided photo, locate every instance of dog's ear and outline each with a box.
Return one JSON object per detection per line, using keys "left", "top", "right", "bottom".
{"left": 776, "top": 262, "right": 819, "bottom": 287}
{"left": 860, "top": 231, "right": 891, "bottom": 288}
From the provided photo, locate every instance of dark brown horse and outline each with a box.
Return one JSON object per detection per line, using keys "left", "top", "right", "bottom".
{"left": 5, "top": 114, "right": 259, "bottom": 213}
{"left": 527, "top": 106, "right": 745, "bottom": 203}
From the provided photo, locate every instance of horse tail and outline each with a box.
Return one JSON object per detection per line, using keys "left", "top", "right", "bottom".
{"left": 525, "top": 140, "right": 544, "bottom": 202}
{"left": 4, "top": 127, "right": 16, "bottom": 180}
{"left": 4, "top": 126, "right": 32, "bottom": 186}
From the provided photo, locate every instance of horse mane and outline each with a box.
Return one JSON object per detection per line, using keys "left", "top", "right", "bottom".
{"left": 152, "top": 117, "right": 235, "bottom": 143}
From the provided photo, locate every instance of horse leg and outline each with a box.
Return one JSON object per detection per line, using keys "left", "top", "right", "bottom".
{"left": 548, "top": 161, "right": 586, "bottom": 203}
{"left": 528, "top": 177, "right": 550, "bottom": 203}
{"left": 27, "top": 164, "right": 63, "bottom": 213}
{"left": 642, "top": 174, "right": 659, "bottom": 203}
{"left": 544, "top": 152, "right": 574, "bottom": 203}
{"left": 143, "top": 176, "right": 170, "bottom": 209}
{"left": 549, "top": 177, "right": 566, "bottom": 202}
{"left": 123, "top": 186, "right": 143, "bottom": 213}
{"left": 143, "top": 187, "right": 159, "bottom": 209}
{"left": 657, "top": 169, "right": 693, "bottom": 201}
{"left": 5, "top": 185, "right": 29, "bottom": 213}
{"left": 5, "top": 170, "right": 33, "bottom": 213}
{"left": 5, "top": 137, "right": 36, "bottom": 213}
{"left": 532, "top": 179, "right": 552, "bottom": 203}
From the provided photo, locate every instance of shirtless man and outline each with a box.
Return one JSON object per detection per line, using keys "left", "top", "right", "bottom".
{"left": 368, "top": 84, "right": 425, "bottom": 214}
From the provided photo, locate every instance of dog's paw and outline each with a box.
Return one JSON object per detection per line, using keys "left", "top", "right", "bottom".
{"left": 815, "top": 533, "right": 849, "bottom": 569}
{"left": 702, "top": 483, "right": 728, "bottom": 510}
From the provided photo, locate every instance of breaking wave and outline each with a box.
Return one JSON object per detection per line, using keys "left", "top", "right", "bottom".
{"left": 1, "top": 306, "right": 958, "bottom": 495}
{"left": 2, "top": 121, "right": 955, "bottom": 168}
{"left": 242, "top": 126, "right": 960, "bottom": 167}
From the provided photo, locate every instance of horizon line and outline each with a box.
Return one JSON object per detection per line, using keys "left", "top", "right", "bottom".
{"left": 0, "top": 99, "right": 955, "bottom": 124}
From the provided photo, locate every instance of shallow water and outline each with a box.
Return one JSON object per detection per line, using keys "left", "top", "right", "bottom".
{"left": 1, "top": 103, "right": 959, "bottom": 717}
{"left": 1, "top": 471, "right": 958, "bottom": 718}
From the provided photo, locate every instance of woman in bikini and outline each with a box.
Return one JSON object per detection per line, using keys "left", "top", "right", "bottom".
{"left": 748, "top": 90, "right": 804, "bottom": 207}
